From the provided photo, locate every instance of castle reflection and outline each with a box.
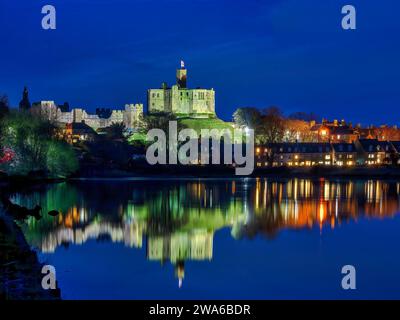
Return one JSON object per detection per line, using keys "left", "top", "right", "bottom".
{"left": 12, "top": 178, "right": 400, "bottom": 285}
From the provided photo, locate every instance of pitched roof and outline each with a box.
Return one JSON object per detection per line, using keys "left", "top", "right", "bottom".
{"left": 67, "top": 122, "right": 97, "bottom": 134}
{"left": 390, "top": 141, "right": 400, "bottom": 152}
{"left": 265, "top": 143, "right": 332, "bottom": 154}
{"left": 332, "top": 143, "right": 356, "bottom": 152}
{"left": 358, "top": 139, "right": 391, "bottom": 152}
{"left": 330, "top": 126, "right": 356, "bottom": 135}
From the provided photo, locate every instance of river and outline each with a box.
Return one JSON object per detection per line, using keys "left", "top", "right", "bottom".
{"left": 10, "top": 177, "right": 400, "bottom": 299}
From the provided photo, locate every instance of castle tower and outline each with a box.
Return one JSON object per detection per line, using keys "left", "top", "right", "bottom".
{"left": 176, "top": 60, "right": 187, "bottom": 88}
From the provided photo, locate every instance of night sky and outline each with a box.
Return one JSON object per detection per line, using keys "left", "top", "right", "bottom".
{"left": 1, "top": 0, "right": 399, "bottom": 125}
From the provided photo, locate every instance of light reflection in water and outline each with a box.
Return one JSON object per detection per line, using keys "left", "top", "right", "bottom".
{"left": 10, "top": 178, "right": 400, "bottom": 284}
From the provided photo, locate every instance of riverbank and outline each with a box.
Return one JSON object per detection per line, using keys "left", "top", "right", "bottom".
{"left": 2, "top": 165, "right": 400, "bottom": 183}
{"left": 0, "top": 211, "right": 61, "bottom": 300}
{"left": 72, "top": 164, "right": 400, "bottom": 179}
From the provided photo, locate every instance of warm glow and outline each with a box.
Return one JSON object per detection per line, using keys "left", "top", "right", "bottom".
{"left": 321, "top": 130, "right": 327, "bottom": 136}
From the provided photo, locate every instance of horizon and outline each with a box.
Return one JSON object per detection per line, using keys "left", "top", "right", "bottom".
{"left": 1, "top": 0, "right": 399, "bottom": 126}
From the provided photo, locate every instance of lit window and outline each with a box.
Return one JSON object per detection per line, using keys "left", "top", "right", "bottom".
{"left": 325, "top": 155, "right": 331, "bottom": 160}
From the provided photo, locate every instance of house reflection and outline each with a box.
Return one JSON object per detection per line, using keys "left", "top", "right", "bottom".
{"left": 12, "top": 179, "right": 400, "bottom": 284}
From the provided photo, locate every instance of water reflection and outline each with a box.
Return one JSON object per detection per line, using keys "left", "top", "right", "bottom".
{"left": 11, "top": 178, "right": 400, "bottom": 285}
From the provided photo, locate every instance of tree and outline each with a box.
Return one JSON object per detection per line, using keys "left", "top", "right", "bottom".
{"left": 19, "top": 86, "right": 31, "bottom": 111}
{"left": 233, "top": 107, "right": 262, "bottom": 129}
{"left": 0, "top": 95, "right": 9, "bottom": 119}
{"left": 0, "top": 111, "right": 78, "bottom": 177}
{"left": 105, "top": 122, "right": 126, "bottom": 140}
{"left": 46, "top": 140, "right": 79, "bottom": 178}
{"left": 284, "top": 118, "right": 315, "bottom": 142}
{"left": 259, "top": 106, "right": 285, "bottom": 144}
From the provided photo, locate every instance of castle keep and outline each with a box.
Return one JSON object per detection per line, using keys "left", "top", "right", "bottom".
{"left": 148, "top": 61, "right": 215, "bottom": 117}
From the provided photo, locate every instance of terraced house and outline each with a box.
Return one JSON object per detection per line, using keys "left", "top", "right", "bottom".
{"left": 255, "top": 140, "right": 400, "bottom": 168}
{"left": 255, "top": 143, "right": 333, "bottom": 167}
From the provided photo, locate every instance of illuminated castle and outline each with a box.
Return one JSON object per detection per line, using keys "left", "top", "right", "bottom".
{"left": 147, "top": 61, "right": 215, "bottom": 117}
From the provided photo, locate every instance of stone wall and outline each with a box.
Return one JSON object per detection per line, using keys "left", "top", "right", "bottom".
{"left": 32, "top": 101, "right": 144, "bottom": 131}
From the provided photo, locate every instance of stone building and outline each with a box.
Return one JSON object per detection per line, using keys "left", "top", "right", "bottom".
{"left": 147, "top": 61, "right": 215, "bottom": 117}
{"left": 31, "top": 101, "right": 143, "bottom": 131}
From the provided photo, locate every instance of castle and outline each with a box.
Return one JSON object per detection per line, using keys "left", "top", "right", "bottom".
{"left": 147, "top": 61, "right": 215, "bottom": 117}
{"left": 31, "top": 101, "right": 143, "bottom": 130}
{"left": 30, "top": 62, "right": 214, "bottom": 130}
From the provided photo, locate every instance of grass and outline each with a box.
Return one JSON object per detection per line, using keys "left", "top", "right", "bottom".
{"left": 127, "top": 116, "right": 235, "bottom": 146}
{"left": 178, "top": 117, "right": 233, "bottom": 134}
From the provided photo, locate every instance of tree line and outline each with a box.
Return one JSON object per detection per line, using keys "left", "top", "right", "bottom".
{"left": 233, "top": 106, "right": 318, "bottom": 144}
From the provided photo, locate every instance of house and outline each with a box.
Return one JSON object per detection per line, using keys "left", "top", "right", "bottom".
{"left": 255, "top": 143, "right": 333, "bottom": 167}
{"left": 329, "top": 126, "right": 358, "bottom": 143}
{"left": 354, "top": 139, "right": 392, "bottom": 165}
{"left": 331, "top": 143, "right": 357, "bottom": 166}
{"left": 63, "top": 121, "right": 97, "bottom": 144}
{"left": 309, "top": 119, "right": 358, "bottom": 143}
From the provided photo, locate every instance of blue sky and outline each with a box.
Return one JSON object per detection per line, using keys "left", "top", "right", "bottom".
{"left": 0, "top": 0, "right": 399, "bottom": 124}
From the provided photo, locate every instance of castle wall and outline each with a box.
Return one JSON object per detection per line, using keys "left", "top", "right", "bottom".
{"left": 32, "top": 100, "right": 143, "bottom": 131}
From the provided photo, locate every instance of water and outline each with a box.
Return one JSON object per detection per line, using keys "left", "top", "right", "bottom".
{"left": 11, "top": 177, "right": 400, "bottom": 299}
